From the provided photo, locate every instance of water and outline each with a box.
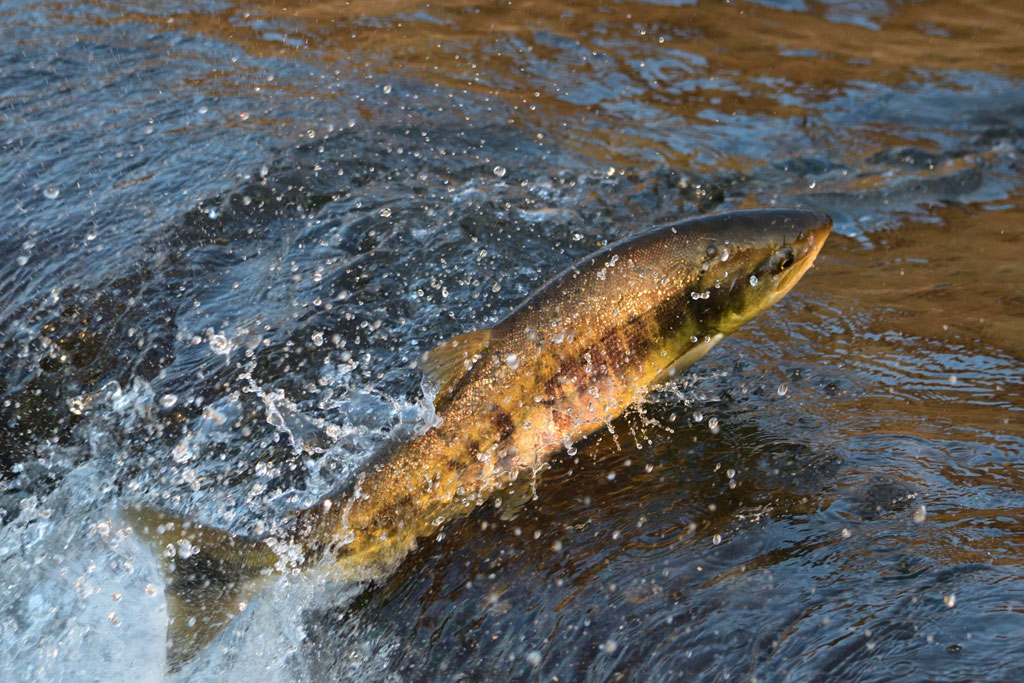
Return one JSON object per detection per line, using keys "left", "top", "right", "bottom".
{"left": 1, "top": 0, "right": 1022, "bottom": 680}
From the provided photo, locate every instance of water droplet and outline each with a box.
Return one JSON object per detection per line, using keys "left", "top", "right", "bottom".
{"left": 726, "top": 468, "right": 736, "bottom": 479}
{"left": 177, "top": 539, "right": 195, "bottom": 559}
{"left": 311, "top": 331, "right": 324, "bottom": 347}
{"left": 526, "top": 651, "right": 542, "bottom": 666}
{"left": 944, "top": 593, "right": 956, "bottom": 608}
{"left": 749, "top": 275, "right": 759, "bottom": 286}
{"left": 43, "top": 187, "right": 60, "bottom": 200}
{"left": 719, "top": 247, "right": 730, "bottom": 262}
{"left": 16, "top": 255, "right": 28, "bottom": 266}
{"left": 708, "top": 417, "right": 720, "bottom": 434}
{"left": 159, "top": 394, "right": 178, "bottom": 408}
{"left": 379, "top": 207, "right": 392, "bottom": 217}
{"left": 492, "top": 166, "right": 507, "bottom": 178}
{"left": 693, "top": 412, "right": 703, "bottom": 423}
{"left": 913, "top": 505, "right": 927, "bottom": 523}
{"left": 504, "top": 353, "right": 520, "bottom": 370}
{"left": 777, "top": 383, "right": 788, "bottom": 397}
{"left": 108, "top": 611, "right": 120, "bottom": 626}
{"left": 382, "top": 84, "right": 393, "bottom": 94}
{"left": 209, "top": 333, "right": 232, "bottom": 355}
{"left": 712, "top": 533, "right": 722, "bottom": 545}
{"left": 69, "top": 396, "right": 87, "bottom": 415}
{"left": 198, "top": 105, "right": 208, "bottom": 114}
{"left": 948, "top": 375, "right": 958, "bottom": 385}
{"left": 841, "top": 528, "right": 851, "bottom": 538}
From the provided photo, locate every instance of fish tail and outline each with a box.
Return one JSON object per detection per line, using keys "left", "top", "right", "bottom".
{"left": 121, "top": 503, "right": 280, "bottom": 671}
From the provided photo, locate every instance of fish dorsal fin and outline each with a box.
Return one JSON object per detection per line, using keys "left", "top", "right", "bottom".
{"left": 417, "top": 327, "right": 493, "bottom": 402}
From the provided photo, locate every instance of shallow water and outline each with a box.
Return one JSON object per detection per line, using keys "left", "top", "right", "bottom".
{"left": 1, "top": 0, "right": 1022, "bottom": 680}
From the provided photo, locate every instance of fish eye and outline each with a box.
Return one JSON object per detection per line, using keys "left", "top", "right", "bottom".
{"left": 776, "top": 247, "right": 795, "bottom": 271}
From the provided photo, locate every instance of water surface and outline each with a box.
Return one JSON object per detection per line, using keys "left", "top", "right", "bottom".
{"left": 1, "top": 0, "right": 1022, "bottom": 680}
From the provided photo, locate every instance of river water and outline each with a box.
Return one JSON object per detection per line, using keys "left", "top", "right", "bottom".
{"left": 1, "top": 0, "right": 1022, "bottom": 680}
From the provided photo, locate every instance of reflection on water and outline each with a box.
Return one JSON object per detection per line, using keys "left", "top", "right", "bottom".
{"left": 1, "top": 0, "right": 1022, "bottom": 680}
{"left": 82, "top": 0, "right": 1024, "bottom": 171}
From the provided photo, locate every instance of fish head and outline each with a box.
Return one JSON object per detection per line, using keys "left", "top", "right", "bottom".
{"left": 673, "top": 208, "right": 832, "bottom": 335}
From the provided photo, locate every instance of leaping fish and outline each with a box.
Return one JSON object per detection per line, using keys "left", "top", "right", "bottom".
{"left": 125, "top": 208, "right": 832, "bottom": 668}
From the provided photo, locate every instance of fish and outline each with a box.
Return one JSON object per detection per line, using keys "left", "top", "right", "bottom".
{"left": 123, "top": 207, "right": 832, "bottom": 668}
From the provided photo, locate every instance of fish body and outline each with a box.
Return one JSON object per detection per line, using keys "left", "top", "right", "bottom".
{"left": 125, "top": 208, "right": 831, "bottom": 667}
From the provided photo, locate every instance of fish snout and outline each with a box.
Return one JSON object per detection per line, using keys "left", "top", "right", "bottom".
{"left": 779, "top": 209, "right": 832, "bottom": 264}
{"left": 804, "top": 210, "right": 833, "bottom": 255}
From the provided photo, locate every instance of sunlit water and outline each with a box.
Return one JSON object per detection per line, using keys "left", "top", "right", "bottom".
{"left": 1, "top": 0, "right": 1022, "bottom": 680}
